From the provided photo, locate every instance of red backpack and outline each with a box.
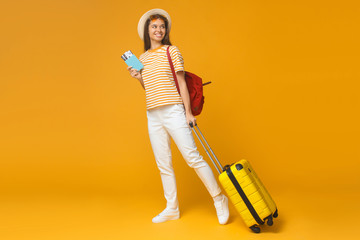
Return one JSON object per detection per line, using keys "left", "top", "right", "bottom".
{"left": 166, "top": 46, "right": 210, "bottom": 116}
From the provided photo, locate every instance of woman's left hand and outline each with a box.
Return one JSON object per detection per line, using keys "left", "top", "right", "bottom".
{"left": 186, "top": 112, "right": 197, "bottom": 127}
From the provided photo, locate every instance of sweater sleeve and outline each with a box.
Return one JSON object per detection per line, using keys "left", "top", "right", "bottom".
{"left": 169, "top": 46, "right": 184, "bottom": 73}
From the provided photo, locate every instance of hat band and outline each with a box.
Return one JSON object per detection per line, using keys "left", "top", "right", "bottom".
{"left": 149, "top": 14, "right": 167, "bottom": 21}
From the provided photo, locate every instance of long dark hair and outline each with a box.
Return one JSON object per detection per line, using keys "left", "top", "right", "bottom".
{"left": 143, "top": 14, "right": 172, "bottom": 51}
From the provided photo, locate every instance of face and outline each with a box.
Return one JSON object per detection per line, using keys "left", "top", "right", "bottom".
{"left": 148, "top": 18, "right": 166, "bottom": 43}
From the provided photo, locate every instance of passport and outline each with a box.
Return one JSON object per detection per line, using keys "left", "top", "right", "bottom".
{"left": 122, "top": 50, "right": 144, "bottom": 71}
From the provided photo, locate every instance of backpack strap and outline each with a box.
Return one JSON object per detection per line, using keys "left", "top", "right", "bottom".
{"left": 166, "top": 46, "right": 180, "bottom": 94}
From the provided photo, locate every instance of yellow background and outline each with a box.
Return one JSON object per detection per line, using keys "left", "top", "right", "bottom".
{"left": 1, "top": 0, "right": 359, "bottom": 239}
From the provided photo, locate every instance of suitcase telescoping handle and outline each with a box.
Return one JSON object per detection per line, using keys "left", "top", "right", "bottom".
{"left": 189, "top": 122, "right": 224, "bottom": 174}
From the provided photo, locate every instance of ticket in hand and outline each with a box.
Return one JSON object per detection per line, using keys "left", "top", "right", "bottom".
{"left": 122, "top": 50, "right": 144, "bottom": 71}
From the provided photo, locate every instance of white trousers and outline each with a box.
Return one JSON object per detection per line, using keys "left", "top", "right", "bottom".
{"left": 147, "top": 104, "right": 221, "bottom": 209}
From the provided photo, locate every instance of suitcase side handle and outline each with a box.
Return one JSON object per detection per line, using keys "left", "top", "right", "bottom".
{"left": 190, "top": 122, "right": 224, "bottom": 174}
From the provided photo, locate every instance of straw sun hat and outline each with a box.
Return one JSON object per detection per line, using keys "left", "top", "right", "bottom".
{"left": 137, "top": 8, "right": 172, "bottom": 40}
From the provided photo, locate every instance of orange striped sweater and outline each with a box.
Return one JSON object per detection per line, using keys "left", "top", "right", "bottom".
{"left": 139, "top": 45, "right": 184, "bottom": 110}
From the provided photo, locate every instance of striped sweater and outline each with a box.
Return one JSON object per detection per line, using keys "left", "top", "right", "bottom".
{"left": 139, "top": 45, "right": 184, "bottom": 110}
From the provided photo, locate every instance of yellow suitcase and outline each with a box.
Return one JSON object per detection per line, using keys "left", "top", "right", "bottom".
{"left": 191, "top": 124, "right": 278, "bottom": 233}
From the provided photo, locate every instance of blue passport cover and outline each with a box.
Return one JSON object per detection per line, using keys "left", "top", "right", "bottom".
{"left": 125, "top": 55, "right": 144, "bottom": 71}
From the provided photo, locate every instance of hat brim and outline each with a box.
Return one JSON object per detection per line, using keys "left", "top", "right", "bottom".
{"left": 137, "top": 9, "right": 172, "bottom": 41}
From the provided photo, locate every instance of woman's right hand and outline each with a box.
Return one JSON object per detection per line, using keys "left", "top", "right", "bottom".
{"left": 127, "top": 66, "right": 142, "bottom": 81}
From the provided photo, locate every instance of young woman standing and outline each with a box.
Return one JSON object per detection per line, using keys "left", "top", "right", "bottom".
{"left": 127, "top": 9, "right": 229, "bottom": 224}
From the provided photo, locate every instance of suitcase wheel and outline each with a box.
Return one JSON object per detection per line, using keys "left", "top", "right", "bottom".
{"left": 266, "top": 216, "right": 273, "bottom": 226}
{"left": 273, "top": 209, "right": 278, "bottom": 218}
{"left": 250, "top": 225, "right": 261, "bottom": 233}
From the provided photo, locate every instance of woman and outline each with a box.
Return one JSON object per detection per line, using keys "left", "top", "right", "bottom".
{"left": 127, "top": 8, "right": 229, "bottom": 224}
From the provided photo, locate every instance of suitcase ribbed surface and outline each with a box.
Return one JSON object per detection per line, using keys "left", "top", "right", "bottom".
{"left": 218, "top": 159, "right": 277, "bottom": 227}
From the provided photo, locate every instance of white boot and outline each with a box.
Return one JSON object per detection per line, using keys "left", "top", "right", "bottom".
{"left": 214, "top": 194, "right": 230, "bottom": 225}
{"left": 152, "top": 207, "right": 180, "bottom": 223}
